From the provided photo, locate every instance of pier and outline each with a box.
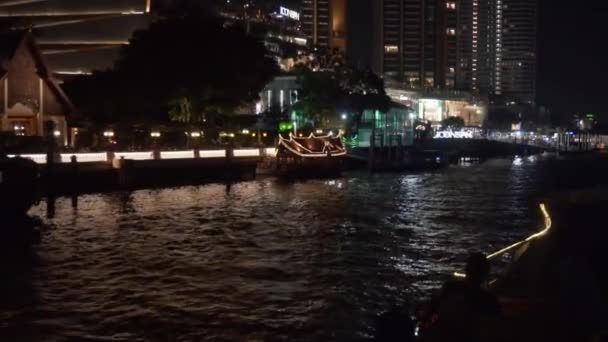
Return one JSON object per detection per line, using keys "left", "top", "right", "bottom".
{"left": 8, "top": 148, "right": 277, "bottom": 195}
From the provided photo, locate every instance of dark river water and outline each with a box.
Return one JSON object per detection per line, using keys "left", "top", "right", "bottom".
{"left": 2, "top": 154, "right": 608, "bottom": 341}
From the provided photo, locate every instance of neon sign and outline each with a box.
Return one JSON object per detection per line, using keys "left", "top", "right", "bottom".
{"left": 434, "top": 130, "right": 474, "bottom": 139}
{"left": 280, "top": 7, "right": 300, "bottom": 20}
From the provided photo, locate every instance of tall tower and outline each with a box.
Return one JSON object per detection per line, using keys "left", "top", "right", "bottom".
{"left": 493, "top": 0, "right": 537, "bottom": 105}
{"left": 467, "top": 0, "right": 537, "bottom": 104}
{"left": 302, "top": 0, "right": 347, "bottom": 52}
{"left": 371, "top": 0, "right": 461, "bottom": 90}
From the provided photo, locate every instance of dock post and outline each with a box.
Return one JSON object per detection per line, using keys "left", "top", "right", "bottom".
{"left": 226, "top": 144, "right": 234, "bottom": 181}
{"left": 70, "top": 155, "right": 79, "bottom": 208}
{"left": 368, "top": 131, "right": 375, "bottom": 171}
{"left": 44, "top": 121, "right": 57, "bottom": 196}
{"left": 117, "top": 157, "right": 131, "bottom": 188}
{"left": 153, "top": 149, "right": 161, "bottom": 160}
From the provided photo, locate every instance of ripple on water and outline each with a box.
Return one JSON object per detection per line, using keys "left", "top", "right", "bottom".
{"left": 3, "top": 156, "right": 588, "bottom": 340}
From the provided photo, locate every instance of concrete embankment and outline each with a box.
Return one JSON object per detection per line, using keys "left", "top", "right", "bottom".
{"left": 41, "top": 158, "right": 258, "bottom": 195}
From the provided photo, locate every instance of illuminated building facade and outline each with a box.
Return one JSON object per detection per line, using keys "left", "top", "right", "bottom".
{"left": 464, "top": 0, "right": 537, "bottom": 105}
{"left": 0, "top": 31, "right": 73, "bottom": 141}
{"left": 490, "top": 0, "right": 537, "bottom": 105}
{"left": 369, "top": 0, "right": 536, "bottom": 106}
{"left": 302, "top": 0, "right": 347, "bottom": 52}
{"left": 386, "top": 87, "right": 487, "bottom": 127}
{"left": 0, "top": 0, "right": 153, "bottom": 75}
{"left": 371, "top": 0, "right": 461, "bottom": 90}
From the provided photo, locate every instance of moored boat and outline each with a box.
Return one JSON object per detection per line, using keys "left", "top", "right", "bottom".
{"left": 272, "top": 133, "right": 347, "bottom": 178}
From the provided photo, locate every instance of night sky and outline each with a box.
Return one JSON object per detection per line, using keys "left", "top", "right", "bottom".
{"left": 537, "top": 0, "right": 607, "bottom": 121}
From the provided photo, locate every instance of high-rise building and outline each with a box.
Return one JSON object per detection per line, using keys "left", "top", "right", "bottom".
{"left": 462, "top": 0, "right": 537, "bottom": 105}
{"left": 371, "top": 0, "right": 461, "bottom": 89}
{"left": 491, "top": 0, "right": 537, "bottom": 105}
{"left": 367, "top": 0, "right": 536, "bottom": 103}
{"left": 302, "top": 0, "right": 347, "bottom": 52}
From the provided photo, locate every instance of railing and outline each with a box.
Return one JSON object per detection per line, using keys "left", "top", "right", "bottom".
{"left": 454, "top": 203, "right": 553, "bottom": 278}
{"left": 160, "top": 151, "right": 195, "bottom": 160}
{"left": 60, "top": 153, "right": 108, "bottom": 163}
{"left": 114, "top": 152, "right": 154, "bottom": 161}
{"left": 8, "top": 148, "right": 279, "bottom": 165}
{"left": 7, "top": 154, "right": 47, "bottom": 164}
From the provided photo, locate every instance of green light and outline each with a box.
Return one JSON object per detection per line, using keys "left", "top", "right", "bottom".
{"left": 278, "top": 122, "right": 293, "bottom": 132}
{"left": 586, "top": 114, "right": 594, "bottom": 119}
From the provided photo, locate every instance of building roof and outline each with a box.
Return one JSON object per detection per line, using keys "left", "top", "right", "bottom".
{"left": 0, "top": 30, "right": 74, "bottom": 114}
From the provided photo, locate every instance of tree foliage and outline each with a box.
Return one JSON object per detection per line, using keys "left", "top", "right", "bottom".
{"left": 294, "top": 52, "right": 390, "bottom": 130}
{"left": 64, "top": 5, "right": 278, "bottom": 125}
{"left": 441, "top": 116, "right": 465, "bottom": 129}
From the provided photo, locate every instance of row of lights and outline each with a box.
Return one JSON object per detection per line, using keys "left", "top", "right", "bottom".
{"left": 99, "top": 130, "right": 276, "bottom": 139}
{"left": 12, "top": 124, "right": 62, "bottom": 137}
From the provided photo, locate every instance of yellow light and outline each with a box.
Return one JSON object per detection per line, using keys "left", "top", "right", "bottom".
{"left": 316, "top": 129, "right": 323, "bottom": 134}
{"left": 145, "top": 0, "right": 151, "bottom": 13}
{"left": 150, "top": 132, "right": 161, "bottom": 138}
{"left": 190, "top": 132, "right": 201, "bottom": 138}
{"left": 454, "top": 203, "right": 552, "bottom": 278}
{"left": 103, "top": 130, "right": 114, "bottom": 137}
{"left": 53, "top": 130, "right": 61, "bottom": 137}
{"left": 486, "top": 203, "right": 552, "bottom": 259}
{"left": 242, "top": 129, "right": 250, "bottom": 134}
{"left": 252, "top": 133, "right": 257, "bottom": 137}
{"left": 263, "top": 132, "right": 268, "bottom": 137}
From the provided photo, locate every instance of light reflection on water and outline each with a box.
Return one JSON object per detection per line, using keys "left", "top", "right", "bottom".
{"left": 2, "top": 155, "right": 604, "bottom": 341}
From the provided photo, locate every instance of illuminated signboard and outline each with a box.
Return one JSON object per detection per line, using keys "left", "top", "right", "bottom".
{"left": 434, "top": 130, "right": 474, "bottom": 139}
{"left": 280, "top": 7, "right": 300, "bottom": 20}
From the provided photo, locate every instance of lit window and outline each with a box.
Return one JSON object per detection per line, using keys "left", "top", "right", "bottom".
{"left": 446, "top": 28, "right": 456, "bottom": 36}
{"left": 384, "top": 45, "right": 399, "bottom": 53}
{"left": 446, "top": 2, "right": 456, "bottom": 9}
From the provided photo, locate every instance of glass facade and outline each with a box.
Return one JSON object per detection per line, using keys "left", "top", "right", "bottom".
{"left": 356, "top": 105, "right": 415, "bottom": 147}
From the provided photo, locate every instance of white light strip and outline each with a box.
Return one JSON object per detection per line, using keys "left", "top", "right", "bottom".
{"left": 61, "top": 153, "right": 107, "bottom": 163}
{"left": 160, "top": 150, "right": 195, "bottom": 160}
{"left": 8, "top": 154, "right": 47, "bottom": 164}
{"left": 233, "top": 149, "right": 260, "bottom": 157}
{"left": 265, "top": 148, "right": 278, "bottom": 157}
{"left": 199, "top": 150, "right": 226, "bottom": 158}
{"left": 114, "top": 152, "right": 153, "bottom": 160}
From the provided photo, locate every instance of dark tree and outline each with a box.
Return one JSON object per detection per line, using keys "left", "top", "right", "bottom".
{"left": 294, "top": 59, "right": 389, "bottom": 132}
{"left": 441, "top": 116, "right": 465, "bottom": 130}
{"left": 65, "top": 5, "right": 278, "bottom": 130}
